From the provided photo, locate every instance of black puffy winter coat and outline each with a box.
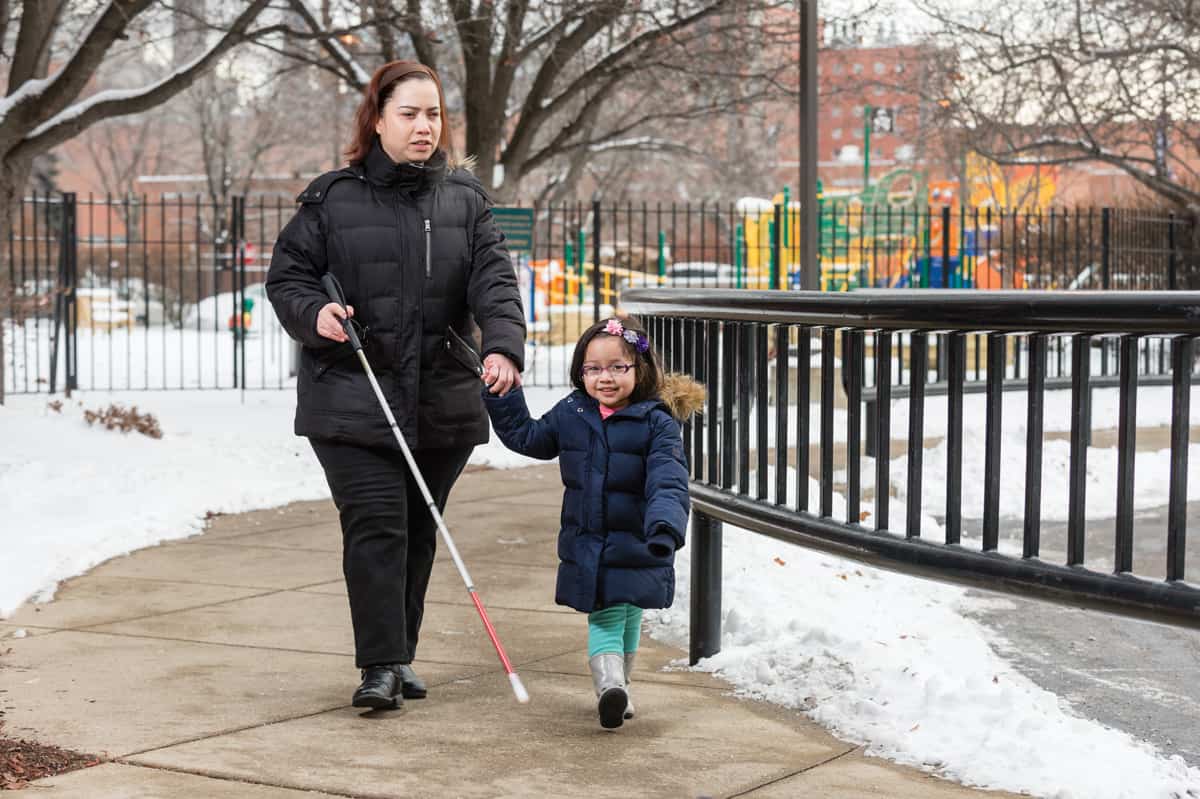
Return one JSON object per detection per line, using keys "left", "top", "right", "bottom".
{"left": 266, "top": 140, "right": 526, "bottom": 450}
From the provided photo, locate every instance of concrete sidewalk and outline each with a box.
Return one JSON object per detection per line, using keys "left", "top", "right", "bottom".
{"left": 1, "top": 464, "right": 1017, "bottom": 798}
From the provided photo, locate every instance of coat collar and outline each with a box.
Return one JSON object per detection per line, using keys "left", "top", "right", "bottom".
{"left": 363, "top": 137, "right": 447, "bottom": 193}
{"left": 569, "top": 390, "right": 666, "bottom": 432}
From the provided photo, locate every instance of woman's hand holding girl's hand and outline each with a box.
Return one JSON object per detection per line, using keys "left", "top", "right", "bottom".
{"left": 316, "top": 302, "right": 354, "bottom": 343}
{"left": 483, "top": 353, "right": 521, "bottom": 396}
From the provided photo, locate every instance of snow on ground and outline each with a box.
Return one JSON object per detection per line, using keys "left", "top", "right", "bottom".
{"left": 645, "top": 506, "right": 1200, "bottom": 799}
{"left": 0, "top": 386, "right": 555, "bottom": 619}
{"left": 2, "top": 376, "right": 1199, "bottom": 798}
{"left": 823, "top": 418, "right": 1200, "bottom": 526}
{"left": 892, "top": 427, "right": 1200, "bottom": 524}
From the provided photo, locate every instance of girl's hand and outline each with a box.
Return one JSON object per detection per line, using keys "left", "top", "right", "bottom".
{"left": 316, "top": 302, "right": 354, "bottom": 343}
{"left": 483, "top": 353, "right": 521, "bottom": 396}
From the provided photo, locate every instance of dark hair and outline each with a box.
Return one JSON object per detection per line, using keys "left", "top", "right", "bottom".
{"left": 569, "top": 317, "right": 664, "bottom": 403}
{"left": 344, "top": 61, "right": 453, "bottom": 165}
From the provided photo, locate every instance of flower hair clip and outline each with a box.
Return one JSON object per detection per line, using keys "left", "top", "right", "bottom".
{"left": 603, "top": 318, "right": 649, "bottom": 354}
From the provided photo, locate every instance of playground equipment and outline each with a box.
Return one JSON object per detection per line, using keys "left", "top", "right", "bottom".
{"left": 521, "top": 154, "right": 1053, "bottom": 310}
{"left": 813, "top": 168, "right": 1035, "bottom": 291}
{"left": 736, "top": 192, "right": 801, "bottom": 289}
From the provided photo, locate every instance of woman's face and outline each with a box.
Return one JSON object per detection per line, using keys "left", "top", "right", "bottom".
{"left": 375, "top": 77, "right": 442, "bottom": 163}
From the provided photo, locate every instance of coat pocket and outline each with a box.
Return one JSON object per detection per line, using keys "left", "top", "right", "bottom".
{"left": 308, "top": 343, "right": 356, "bottom": 382}
{"left": 444, "top": 326, "right": 484, "bottom": 377}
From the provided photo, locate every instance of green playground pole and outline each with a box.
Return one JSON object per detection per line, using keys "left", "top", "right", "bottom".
{"left": 863, "top": 105, "right": 872, "bottom": 191}
{"left": 657, "top": 230, "right": 666, "bottom": 283}
{"left": 783, "top": 186, "right": 791, "bottom": 247}
{"left": 564, "top": 242, "right": 574, "bottom": 303}
{"left": 922, "top": 211, "right": 931, "bottom": 289}
{"left": 577, "top": 228, "right": 586, "bottom": 303}
{"left": 735, "top": 224, "right": 744, "bottom": 288}
{"left": 815, "top": 178, "right": 824, "bottom": 288}
{"left": 768, "top": 220, "right": 778, "bottom": 289}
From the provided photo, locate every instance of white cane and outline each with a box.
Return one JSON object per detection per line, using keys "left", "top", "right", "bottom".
{"left": 320, "top": 274, "right": 530, "bottom": 704}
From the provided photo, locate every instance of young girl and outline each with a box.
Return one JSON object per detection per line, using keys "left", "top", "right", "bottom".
{"left": 483, "top": 317, "right": 704, "bottom": 729}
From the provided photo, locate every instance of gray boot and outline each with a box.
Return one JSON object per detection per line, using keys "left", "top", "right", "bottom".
{"left": 588, "top": 653, "right": 628, "bottom": 729}
{"left": 623, "top": 652, "right": 636, "bottom": 719}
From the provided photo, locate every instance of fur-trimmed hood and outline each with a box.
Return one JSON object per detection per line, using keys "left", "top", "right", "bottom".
{"left": 660, "top": 372, "right": 706, "bottom": 421}
{"left": 449, "top": 152, "right": 477, "bottom": 172}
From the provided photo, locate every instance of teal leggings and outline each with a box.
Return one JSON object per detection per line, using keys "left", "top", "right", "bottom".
{"left": 587, "top": 603, "right": 643, "bottom": 657}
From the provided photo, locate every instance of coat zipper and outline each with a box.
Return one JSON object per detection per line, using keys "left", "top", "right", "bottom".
{"left": 424, "top": 218, "right": 432, "bottom": 278}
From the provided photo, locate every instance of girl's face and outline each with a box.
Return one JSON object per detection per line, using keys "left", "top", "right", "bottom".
{"left": 581, "top": 335, "right": 637, "bottom": 411}
{"left": 375, "top": 78, "right": 442, "bottom": 163}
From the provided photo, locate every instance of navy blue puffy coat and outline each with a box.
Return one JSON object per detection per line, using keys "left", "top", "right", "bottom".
{"left": 483, "top": 386, "right": 690, "bottom": 612}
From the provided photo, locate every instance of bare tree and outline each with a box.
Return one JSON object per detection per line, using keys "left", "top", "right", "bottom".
{"left": 82, "top": 114, "right": 166, "bottom": 206}
{"left": 0, "top": 0, "right": 275, "bottom": 401}
{"left": 77, "top": 53, "right": 167, "bottom": 246}
{"left": 0, "top": 1, "right": 274, "bottom": 235}
{"left": 917, "top": 0, "right": 1200, "bottom": 214}
{"left": 277, "top": 0, "right": 799, "bottom": 202}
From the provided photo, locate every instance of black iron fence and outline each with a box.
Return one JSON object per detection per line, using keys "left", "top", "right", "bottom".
{"left": 3, "top": 193, "right": 1197, "bottom": 396}
{"left": 2, "top": 192, "right": 298, "bottom": 396}
{"left": 813, "top": 204, "right": 1198, "bottom": 291}
{"left": 621, "top": 288, "right": 1200, "bottom": 664}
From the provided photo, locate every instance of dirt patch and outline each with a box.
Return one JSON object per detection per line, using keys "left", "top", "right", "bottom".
{"left": 1, "top": 722, "right": 100, "bottom": 790}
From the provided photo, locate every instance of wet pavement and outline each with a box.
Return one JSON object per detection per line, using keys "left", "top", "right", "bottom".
{"left": 961, "top": 502, "right": 1200, "bottom": 768}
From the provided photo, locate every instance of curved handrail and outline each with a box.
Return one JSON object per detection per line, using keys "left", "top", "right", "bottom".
{"left": 621, "top": 288, "right": 1200, "bottom": 663}
{"left": 622, "top": 288, "right": 1200, "bottom": 335}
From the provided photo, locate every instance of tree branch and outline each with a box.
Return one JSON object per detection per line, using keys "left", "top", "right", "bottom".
{"left": 514, "top": 0, "right": 730, "bottom": 155}
{"left": 0, "top": 0, "right": 11, "bottom": 65}
{"left": 504, "top": 2, "right": 625, "bottom": 164}
{"left": 405, "top": 0, "right": 439, "bottom": 72}
{"left": 982, "top": 138, "right": 1200, "bottom": 208}
{"left": 12, "top": 0, "right": 271, "bottom": 162}
{"left": 284, "top": 0, "right": 372, "bottom": 88}
{"left": 371, "top": 0, "right": 398, "bottom": 62}
{"left": 492, "top": 0, "right": 527, "bottom": 118}
{"left": 7, "top": 0, "right": 67, "bottom": 93}
{"left": 22, "top": 0, "right": 157, "bottom": 130}
{"left": 524, "top": 94, "right": 760, "bottom": 174}
{"left": 518, "top": 69, "right": 621, "bottom": 176}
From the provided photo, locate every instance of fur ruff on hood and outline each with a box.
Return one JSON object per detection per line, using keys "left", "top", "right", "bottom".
{"left": 660, "top": 372, "right": 706, "bottom": 421}
{"left": 449, "top": 153, "right": 477, "bottom": 172}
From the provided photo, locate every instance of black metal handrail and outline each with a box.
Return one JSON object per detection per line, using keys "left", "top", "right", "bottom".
{"left": 623, "top": 288, "right": 1200, "bottom": 333}
{"left": 621, "top": 288, "right": 1200, "bottom": 665}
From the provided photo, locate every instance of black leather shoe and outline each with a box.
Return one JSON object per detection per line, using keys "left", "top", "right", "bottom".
{"left": 398, "top": 664, "right": 427, "bottom": 699}
{"left": 352, "top": 665, "right": 403, "bottom": 710}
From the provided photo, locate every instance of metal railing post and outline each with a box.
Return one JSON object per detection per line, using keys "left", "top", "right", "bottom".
{"left": 1168, "top": 212, "right": 1177, "bottom": 291}
{"left": 592, "top": 200, "right": 602, "bottom": 323}
{"left": 941, "top": 205, "right": 952, "bottom": 288}
{"left": 772, "top": 203, "right": 782, "bottom": 290}
{"left": 64, "top": 193, "right": 77, "bottom": 395}
{"left": 1167, "top": 336, "right": 1193, "bottom": 581}
{"left": 49, "top": 193, "right": 77, "bottom": 396}
{"left": 1101, "top": 208, "right": 1112, "bottom": 290}
{"left": 689, "top": 510, "right": 723, "bottom": 665}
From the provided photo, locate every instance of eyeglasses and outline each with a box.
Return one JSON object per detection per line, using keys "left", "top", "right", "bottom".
{"left": 581, "top": 363, "right": 634, "bottom": 378}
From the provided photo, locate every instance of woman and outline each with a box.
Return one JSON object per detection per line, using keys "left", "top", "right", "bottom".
{"left": 266, "top": 61, "right": 525, "bottom": 710}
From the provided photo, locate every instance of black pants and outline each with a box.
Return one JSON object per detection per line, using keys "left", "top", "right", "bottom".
{"left": 310, "top": 439, "right": 474, "bottom": 668}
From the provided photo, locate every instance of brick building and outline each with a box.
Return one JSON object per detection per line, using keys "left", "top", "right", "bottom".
{"left": 816, "top": 22, "right": 946, "bottom": 194}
